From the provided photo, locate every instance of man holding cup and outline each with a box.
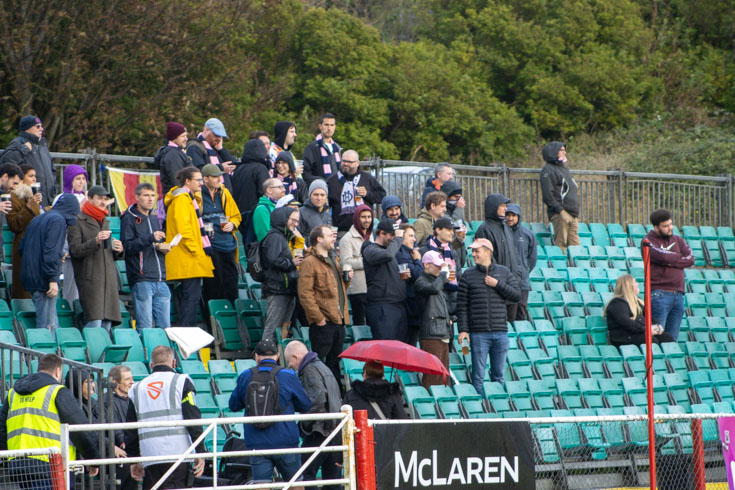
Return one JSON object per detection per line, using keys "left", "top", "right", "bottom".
{"left": 200, "top": 164, "right": 242, "bottom": 309}
{"left": 419, "top": 217, "right": 462, "bottom": 315}
{"left": 68, "top": 186, "right": 124, "bottom": 330}
{"left": 297, "top": 224, "right": 352, "bottom": 383}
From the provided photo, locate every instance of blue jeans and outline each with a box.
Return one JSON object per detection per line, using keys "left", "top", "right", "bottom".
{"left": 83, "top": 319, "right": 112, "bottom": 331}
{"left": 251, "top": 453, "right": 303, "bottom": 483}
{"left": 469, "top": 331, "right": 509, "bottom": 397}
{"left": 132, "top": 281, "right": 171, "bottom": 329}
{"left": 650, "top": 290, "right": 685, "bottom": 340}
{"left": 32, "top": 291, "right": 58, "bottom": 332}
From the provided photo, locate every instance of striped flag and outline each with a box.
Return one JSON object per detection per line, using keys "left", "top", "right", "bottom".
{"left": 107, "top": 167, "right": 162, "bottom": 213}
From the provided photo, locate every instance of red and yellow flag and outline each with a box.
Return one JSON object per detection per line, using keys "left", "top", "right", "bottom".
{"left": 107, "top": 168, "right": 162, "bottom": 213}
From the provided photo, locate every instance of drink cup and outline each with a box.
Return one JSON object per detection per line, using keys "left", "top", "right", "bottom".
{"left": 342, "top": 264, "right": 352, "bottom": 283}
{"left": 220, "top": 216, "right": 229, "bottom": 231}
{"left": 398, "top": 263, "right": 409, "bottom": 280}
{"left": 204, "top": 222, "right": 214, "bottom": 238}
{"left": 448, "top": 265, "right": 456, "bottom": 281}
{"left": 461, "top": 337, "right": 470, "bottom": 356}
{"left": 104, "top": 237, "right": 110, "bottom": 249}
{"left": 0, "top": 194, "right": 10, "bottom": 203}
{"left": 31, "top": 183, "right": 41, "bottom": 195}
{"left": 294, "top": 248, "right": 304, "bottom": 258}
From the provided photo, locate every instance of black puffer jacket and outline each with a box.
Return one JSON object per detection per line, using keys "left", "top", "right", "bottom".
{"left": 343, "top": 379, "right": 407, "bottom": 420}
{"left": 457, "top": 262, "right": 521, "bottom": 333}
{"left": 261, "top": 207, "right": 299, "bottom": 297}
{"left": 154, "top": 145, "right": 192, "bottom": 196}
{"left": 540, "top": 141, "right": 579, "bottom": 219}
{"left": 232, "top": 139, "right": 271, "bottom": 215}
{"left": 474, "top": 194, "right": 523, "bottom": 281}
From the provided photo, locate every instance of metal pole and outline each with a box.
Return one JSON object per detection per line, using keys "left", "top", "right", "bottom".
{"left": 353, "top": 410, "right": 376, "bottom": 490}
{"left": 641, "top": 239, "right": 656, "bottom": 489}
{"left": 342, "top": 405, "right": 357, "bottom": 490}
{"left": 60, "top": 423, "right": 70, "bottom": 490}
{"left": 691, "top": 418, "right": 706, "bottom": 490}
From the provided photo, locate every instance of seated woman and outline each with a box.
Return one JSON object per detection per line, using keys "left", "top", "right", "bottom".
{"left": 343, "top": 361, "right": 407, "bottom": 420}
{"left": 606, "top": 274, "right": 675, "bottom": 347}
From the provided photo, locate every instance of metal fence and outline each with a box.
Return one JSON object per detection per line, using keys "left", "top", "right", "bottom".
{"left": 27, "top": 151, "right": 735, "bottom": 228}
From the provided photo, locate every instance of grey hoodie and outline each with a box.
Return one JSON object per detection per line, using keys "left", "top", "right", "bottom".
{"left": 506, "top": 203, "right": 537, "bottom": 291}
{"left": 474, "top": 194, "right": 523, "bottom": 281}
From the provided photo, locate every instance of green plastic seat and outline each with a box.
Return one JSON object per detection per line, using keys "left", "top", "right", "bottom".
{"left": 208, "top": 359, "right": 238, "bottom": 394}
{"left": 122, "top": 361, "right": 150, "bottom": 381}
{"left": 113, "top": 329, "right": 145, "bottom": 362}
{"left": 55, "top": 328, "right": 88, "bottom": 362}
{"left": 209, "top": 299, "right": 243, "bottom": 352}
{"left": 234, "top": 358, "right": 257, "bottom": 374}
{"left": 234, "top": 299, "right": 263, "bottom": 349}
{"left": 11, "top": 299, "right": 37, "bottom": 331}
{"left": 555, "top": 379, "right": 583, "bottom": 410}
{"left": 25, "top": 329, "right": 57, "bottom": 354}
{"left": 141, "top": 327, "right": 172, "bottom": 358}
{"left": 405, "top": 386, "right": 438, "bottom": 419}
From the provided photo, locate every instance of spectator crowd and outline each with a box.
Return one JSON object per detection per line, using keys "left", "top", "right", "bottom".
{"left": 0, "top": 113, "right": 693, "bottom": 488}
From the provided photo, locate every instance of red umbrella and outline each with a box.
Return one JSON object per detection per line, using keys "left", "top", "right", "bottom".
{"left": 339, "top": 340, "right": 449, "bottom": 381}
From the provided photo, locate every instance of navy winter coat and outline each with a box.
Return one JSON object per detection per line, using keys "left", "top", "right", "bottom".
{"left": 120, "top": 204, "right": 167, "bottom": 287}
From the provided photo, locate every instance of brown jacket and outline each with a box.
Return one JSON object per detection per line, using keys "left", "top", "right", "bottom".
{"left": 7, "top": 184, "right": 40, "bottom": 299}
{"left": 297, "top": 247, "right": 350, "bottom": 325}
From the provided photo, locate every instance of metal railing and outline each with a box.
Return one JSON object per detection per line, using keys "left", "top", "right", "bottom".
{"left": 62, "top": 406, "right": 357, "bottom": 489}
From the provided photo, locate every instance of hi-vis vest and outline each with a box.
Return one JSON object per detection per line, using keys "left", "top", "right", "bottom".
{"left": 128, "top": 371, "right": 193, "bottom": 467}
{"left": 7, "top": 384, "right": 77, "bottom": 462}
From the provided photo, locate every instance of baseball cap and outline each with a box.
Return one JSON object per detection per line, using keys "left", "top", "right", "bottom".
{"left": 433, "top": 217, "right": 454, "bottom": 230}
{"left": 422, "top": 250, "right": 445, "bottom": 267}
{"left": 276, "top": 194, "right": 301, "bottom": 208}
{"left": 87, "top": 185, "right": 111, "bottom": 198}
{"left": 201, "top": 164, "right": 224, "bottom": 177}
{"left": 255, "top": 339, "right": 278, "bottom": 356}
{"left": 468, "top": 238, "right": 493, "bottom": 250}
{"left": 376, "top": 218, "right": 397, "bottom": 235}
{"left": 205, "top": 118, "right": 228, "bottom": 138}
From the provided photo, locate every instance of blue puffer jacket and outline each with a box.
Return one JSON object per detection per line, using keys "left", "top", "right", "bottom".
{"left": 19, "top": 194, "right": 80, "bottom": 292}
{"left": 228, "top": 359, "right": 312, "bottom": 449}
{"left": 120, "top": 204, "right": 166, "bottom": 287}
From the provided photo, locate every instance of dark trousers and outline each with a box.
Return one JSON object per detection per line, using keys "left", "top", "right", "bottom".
{"left": 506, "top": 303, "right": 518, "bottom": 324}
{"left": 310, "top": 321, "right": 346, "bottom": 384}
{"left": 301, "top": 433, "right": 342, "bottom": 490}
{"left": 202, "top": 249, "right": 238, "bottom": 311}
{"left": 515, "top": 290, "right": 529, "bottom": 322}
{"left": 348, "top": 294, "right": 367, "bottom": 325}
{"left": 366, "top": 303, "right": 407, "bottom": 342}
{"left": 143, "top": 463, "right": 190, "bottom": 490}
{"left": 178, "top": 278, "right": 202, "bottom": 326}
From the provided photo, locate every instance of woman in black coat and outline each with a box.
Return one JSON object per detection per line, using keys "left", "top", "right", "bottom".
{"left": 606, "top": 274, "right": 675, "bottom": 347}
{"left": 343, "top": 362, "right": 407, "bottom": 420}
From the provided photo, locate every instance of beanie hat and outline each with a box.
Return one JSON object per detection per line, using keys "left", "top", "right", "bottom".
{"left": 308, "top": 179, "right": 328, "bottom": 197}
{"left": 166, "top": 122, "right": 186, "bottom": 141}
{"left": 19, "top": 115, "right": 41, "bottom": 131}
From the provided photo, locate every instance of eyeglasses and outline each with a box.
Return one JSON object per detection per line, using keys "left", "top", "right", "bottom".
{"left": 192, "top": 178, "right": 204, "bottom": 183}
{"left": 34, "top": 124, "right": 43, "bottom": 128}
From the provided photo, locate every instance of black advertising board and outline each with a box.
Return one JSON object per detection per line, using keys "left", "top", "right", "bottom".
{"left": 373, "top": 421, "right": 535, "bottom": 489}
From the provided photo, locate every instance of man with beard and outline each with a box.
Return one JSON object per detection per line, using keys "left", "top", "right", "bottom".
{"left": 298, "top": 179, "right": 332, "bottom": 244}
{"left": 339, "top": 204, "right": 374, "bottom": 325}
{"left": 302, "top": 113, "right": 341, "bottom": 184}
{"left": 381, "top": 195, "right": 408, "bottom": 223}
{"left": 1, "top": 115, "right": 57, "bottom": 207}
{"left": 327, "top": 150, "right": 386, "bottom": 236}
{"left": 187, "top": 118, "right": 237, "bottom": 191}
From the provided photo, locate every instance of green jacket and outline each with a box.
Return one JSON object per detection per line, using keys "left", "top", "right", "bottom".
{"left": 253, "top": 196, "right": 276, "bottom": 241}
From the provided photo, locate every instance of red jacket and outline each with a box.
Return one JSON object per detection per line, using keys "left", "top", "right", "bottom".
{"left": 644, "top": 230, "right": 694, "bottom": 293}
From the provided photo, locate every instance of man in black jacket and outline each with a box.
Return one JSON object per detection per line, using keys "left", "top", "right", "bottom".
{"left": 505, "top": 203, "right": 537, "bottom": 322}
{"left": 303, "top": 113, "right": 342, "bottom": 184}
{"left": 186, "top": 118, "right": 237, "bottom": 191}
{"left": 261, "top": 207, "right": 303, "bottom": 342}
{"left": 0, "top": 115, "right": 57, "bottom": 207}
{"left": 362, "top": 219, "right": 407, "bottom": 342}
{"left": 233, "top": 138, "right": 272, "bottom": 235}
{"left": 155, "top": 122, "right": 192, "bottom": 197}
{"left": 474, "top": 193, "right": 523, "bottom": 323}
{"left": 457, "top": 238, "right": 521, "bottom": 397}
{"left": 108, "top": 365, "right": 135, "bottom": 490}
{"left": 540, "top": 141, "right": 579, "bottom": 252}
{"left": 327, "top": 150, "right": 386, "bottom": 234}
{"left": 121, "top": 183, "right": 171, "bottom": 329}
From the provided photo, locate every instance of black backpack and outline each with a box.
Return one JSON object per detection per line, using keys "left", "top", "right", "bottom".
{"left": 245, "top": 365, "right": 282, "bottom": 429}
{"left": 245, "top": 240, "right": 265, "bottom": 283}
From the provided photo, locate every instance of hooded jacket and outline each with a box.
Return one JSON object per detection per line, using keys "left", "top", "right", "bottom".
{"left": 8, "top": 183, "right": 41, "bottom": 298}
{"left": 303, "top": 136, "right": 342, "bottom": 185}
{"left": 261, "top": 207, "right": 300, "bottom": 296}
{"left": 252, "top": 195, "right": 277, "bottom": 242}
{"left": 272, "top": 121, "right": 295, "bottom": 152}
{"left": 440, "top": 181, "right": 465, "bottom": 223}
{"left": 0, "top": 131, "right": 57, "bottom": 207}
{"left": 644, "top": 229, "right": 694, "bottom": 293}
{"left": 380, "top": 195, "right": 408, "bottom": 223}
{"left": 120, "top": 203, "right": 167, "bottom": 287}
{"left": 475, "top": 194, "right": 523, "bottom": 281}
{"left": 343, "top": 378, "right": 407, "bottom": 420}
{"left": 297, "top": 353, "right": 343, "bottom": 437}
{"left": 68, "top": 206, "right": 123, "bottom": 325}
{"left": 298, "top": 247, "right": 350, "bottom": 325}
{"left": 420, "top": 176, "right": 442, "bottom": 209}
{"left": 540, "top": 141, "right": 579, "bottom": 219}
{"left": 506, "top": 203, "right": 537, "bottom": 291}
{"left": 298, "top": 200, "right": 332, "bottom": 244}
{"left": 0, "top": 371, "right": 101, "bottom": 457}
{"left": 457, "top": 262, "right": 521, "bottom": 333}
{"left": 274, "top": 151, "right": 308, "bottom": 204}
{"left": 232, "top": 139, "right": 271, "bottom": 216}
{"left": 327, "top": 170, "right": 386, "bottom": 231}
{"left": 155, "top": 144, "right": 192, "bottom": 196}
{"left": 362, "top": 235, "right": 406, "bottom": 305}
{"left": 163, "top": 186, "right": 214, "bottom": 281}
{"left": 19, "top": 193, "right": 79, "bottom": 292}
{"left": 339, "top": 204, "right": 374, "bottom": 295}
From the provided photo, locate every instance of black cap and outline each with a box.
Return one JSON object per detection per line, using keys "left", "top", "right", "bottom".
{"left": 87, "top": 185, "right": 111, "bottom": 198}
{"left": 255, "top": 339, "right": 278, "bottom": 356}
{"left": 433, "top": 217, "right": 454, "bottom": 230}
{"left": 376, "top": 218, "right": 397, "bottom": 235}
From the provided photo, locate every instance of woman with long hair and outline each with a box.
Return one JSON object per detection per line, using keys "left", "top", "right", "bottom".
{"left": 605, "top": 274, "right": 675, "bottom": 347}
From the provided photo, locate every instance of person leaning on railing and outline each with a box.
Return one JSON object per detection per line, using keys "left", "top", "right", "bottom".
{"left": 0, "top": 354, "right": 100, "bottom": 480}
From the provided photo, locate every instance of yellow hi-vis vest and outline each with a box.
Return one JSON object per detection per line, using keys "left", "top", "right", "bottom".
{"left": 7, "top": 384, "right": 76, "bottom": 462}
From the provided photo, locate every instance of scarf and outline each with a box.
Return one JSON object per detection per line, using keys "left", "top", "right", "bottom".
{"left": 277, "top": 173, "right": 299, "bottom": 195}
{"left": 316, "top": 134, "right": 340, "bottom": 178}
{"left": 183, "top": 186, "right": 212, "bottom": 249}
{"left": 198, "top": 134, "right": 220, "bottom": 165}
{"left": 427, "top": 236, "right": 458, "bottom": 290}
{"left": 298, "top": 351, "right": 320, "bottom": 375}
{"left": 82, "top": 201, "right": 108, "bottom": 224}
{"left": 337, "top": 171, "right": 362, "bottom": 216}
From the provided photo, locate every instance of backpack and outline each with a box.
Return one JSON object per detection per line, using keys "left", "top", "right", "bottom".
{"left": 245, "top": 365, "right": 282, "bottom": 429}
{"left": 245, "top": 240, "right": 265, "bottom": 282}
